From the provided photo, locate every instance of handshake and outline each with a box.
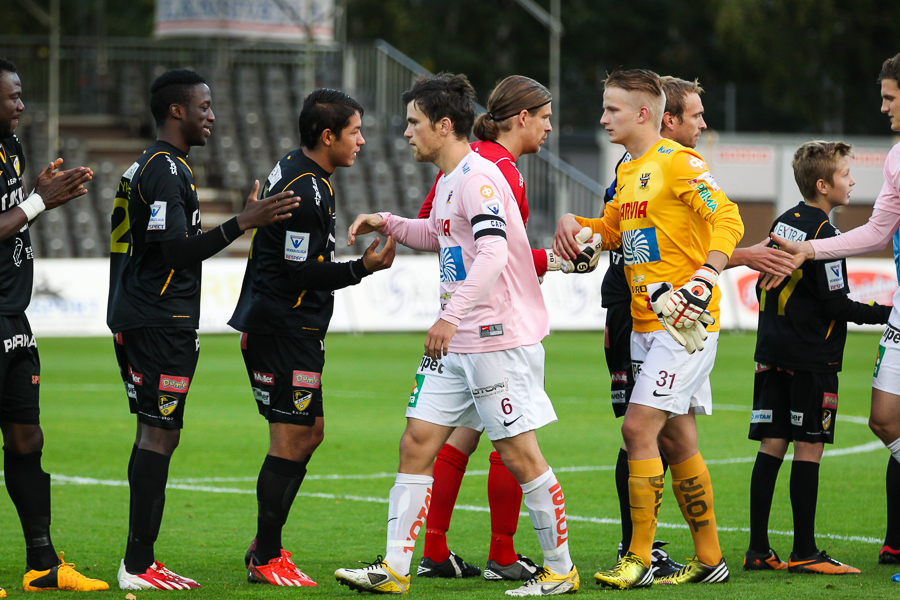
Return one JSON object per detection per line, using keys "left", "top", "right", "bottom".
{"left": 545, "top": 227, "right": 603, "bottom": 274}
{"left": 646, "top": 265, "right": 719, "bottom": 354}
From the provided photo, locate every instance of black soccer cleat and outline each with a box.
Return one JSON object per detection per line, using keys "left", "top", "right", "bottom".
{"left": 483, "top": 554, "right": 540, "bottom": 581}
{"left": 417, "top": 551, "right": 481, "bottom": 579}
{"left": 880, "top": 545, "right": 900, "bottom": 564}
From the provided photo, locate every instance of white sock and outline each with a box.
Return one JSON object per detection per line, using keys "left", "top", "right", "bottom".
{"left": 521, "top": 468, "right": 573, "bottom": 574}
{"left": 887, "top": 437, "right": 900, "bottom": 463}
{"left": 383, "top": 473, "right": 433, "bottom": 576}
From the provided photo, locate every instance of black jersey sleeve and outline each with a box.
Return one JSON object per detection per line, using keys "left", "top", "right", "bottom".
{"left": 820, "top": 294, "right": 891, "bottom": 325}
{"left": 160, "top": 217, "right": 242, "bottom": 271}
{"left": 278, "top": 174, "right": 369, "bottom": 292}
{"left": 136, "top": 153, "right": 190, "bottom": 243}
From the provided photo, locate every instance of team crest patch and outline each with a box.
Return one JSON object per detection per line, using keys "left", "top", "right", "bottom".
{"left": 825, "top": 261, "right": 845, "bottom": 291}
{"left": 148, "top": 202, "right": 167, "bottom": 230}
{"left": 284, "top": 231, "right": 310, "bottom": 262}
{"left": 292, "top": 370, "right": 321, "bottom": 388}
{"left": 639, "top": 172, "right": 651, "bottom": 188}
{"left": 158, "top": 394, "right": 179, "bottom": 416}
{"left": 823, "top": 409, "right": 833, "bottom": 431}
{"left": 13, "top": 155, "right": 20, "bottom": 176}
{"left": 409, "top": 374, "right": 425, "bottom": 407}
{"left": 293, "top": 390, "right": 313, "bottom": 412}
{"left": 481, "top": 198, "right": 505, "bottom": 219}
{"left": 621, "top": 227, "right": 661, "bottom": 265}
{"left": 159, "top": 374, "right": 189, "bottom": 393}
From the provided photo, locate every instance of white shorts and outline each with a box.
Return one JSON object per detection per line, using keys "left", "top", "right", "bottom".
{"left": 629, "top": 330, "right": 718, "bottom": 416}
{"left": 406, "top": 343, "right": 558, "bottom": 441}
{"left": 873, "top": 295, "right": 900, "bottom": 394}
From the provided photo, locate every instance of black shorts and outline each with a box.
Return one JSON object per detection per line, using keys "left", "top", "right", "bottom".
{"left": 113, "top": 328, "right": 199, "bottom": 430}
{"left": 604, "top": 301, "right": 634, "bottom": 418}
{"left": 239, "top": 333, "right": 324, "bottom": 426}
{"left": 0, "top": 314, "right": 41, "bottom": 424}
{"left": 748, "top": 364, "right": 839, "bottom": 444}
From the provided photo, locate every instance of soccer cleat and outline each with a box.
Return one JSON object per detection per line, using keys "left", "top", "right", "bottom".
{"left": 484, "top": 554, "right": 540, "bottom": 581}
{"left": 23, "top": 552, "right": 109, "bottom": 592}
{"left": 248, "top": 548, "right": 317, "bottom": 586}
{"left": 335, "top": 556, "right": 410, "bottom": 594}
{"left": 417, "top": 550, "right": 480, "bottom": 578}
{"left": 244, "top": 538, "right": 257, "bottom": 568}
{"left": 787, "top": 551, "right": 860, "bottom": 575}
{"left": 505, "top": 565, "right": 579, "bottom": 596}
{"left": 880, "top": 545, "right": 900, "bottom": 564}
{"left": 744, "top": 548, "right": 788, "bottom": 571}
{"left": 594, "top": 552, "right": 653, "bottom": 589}
{"left": 0, "top": 586, "right": 5, "bottom": 598}
{"left": 616, "top": 540, "right": 684, "bottom": 577}
{"left": 117, "top": 559, "right": 201, "bottom": 590}
{"left": 653, "top": 556, "right": 730, "bottom": 584}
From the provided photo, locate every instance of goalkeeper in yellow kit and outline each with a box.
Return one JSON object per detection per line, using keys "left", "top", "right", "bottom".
{"left": 553, "top": 69, "right": 743, "bottom": 588}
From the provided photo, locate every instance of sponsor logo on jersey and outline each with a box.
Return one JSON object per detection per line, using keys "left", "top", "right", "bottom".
{"left": 148, "top": 202, "right": 167, "bottom": 230}
{"left": 437, "top": 219, "right": 451, "bottom": 236}
{"left": 13, "top": 155, "right": 21, "bottom": 176}
{"left": 621, "top": 227, "right": 661, "bottom": 265}
{"left": 158, "top": 394, "right": 179, "bottom": 416}
{"left": 611, "top": 371, "right": 628, "bottom": 383}
{"left": 657, "top": 146, "right": 674, "bottom": 155}
{"left": 882, "top": 324, "right": 900, "bottom": 347}
{"left": 312, "top": 178, "right": 322, "bottom": 206}
{"left": 472, "top": 379, "right": 508, "bottom": 398}
{"left": 876, "top": 343, "right": 887, "bottom": 378}
{"left": 750, "top": 410, "right": 773, "bottom": 423}
{"left": 772, "top": 222, "right": 808, "bottom": 242}
{"left": 822, "top": 409, "right": 833, "bottom": 431}
{"left": 631, "top": 360, "right": 643, "bottom": 379}
{"left": 124, "top": 161, "right": 139, "bottom": 181}
{"left": 253, "top": 388, "right": 271, "bottom": 406}
{"left": 620, "top": 200, "right": 648, "bottom": 221}
{"left": 823, "top": 392, "right": 838, "bottom": 409}
{"left": 32, "top": 375, "right": 39, "bottom": 385}
{"left": 293, "top": 389, "right": 313, "bottom": 412}
{"left": 284, "top": 230, "right": 310, "bottom": 262}
{"left": 689, "top": 157, "right": 707, "bottom": 171}
{"left": 252, "top": 371, "right": 274, "bottom": 385}
{"left": 267, "top": 162, "right": 282, "bottom": 187}
{"left": 688, "top": 178, "right": 718, "bottom": 213}
{"left": 480, "top": 185, "right": 495, "bottom": 198}
{"left": 129, "top": 365, "right": 143, "bottom": 385}
{"left": 439, "top": 246, "right": 467, "bottom": 282}
{"left": 791, "top": 410, "right": 803, "bottom": 426}
{"left": 409, "top": 374, "right": 425, "bottom": 407}
{"left": 418, "top": 356, "right": 444, "bottom": 375}
{"left": 611, "top": 390, "right": 627, "bottom": 403}
{"left": 3, "top": 333, "right": 36, "bottom": 353}
{"left": 125, "top": 382, "right": 136, "bottom": 400}
{"left": 159, "top": 375, "right": 190, "bottom": 393}
{"left": 825, "top": 260, "right": 845, "bottom": 291}
{"left": 755, "top": 363, "right": 771, "bottom": 373}
{"left": 292, "top": 370, "right": 321, "bottom": 388}
{"left": 632, "top": 274, "right": 644, "bottom": 283}
{"left": 479, "top": 323, "right": 504, "bottom": 338}
{"left": 165, "top": 155, "right": 178, "bottom": 175}
{"left": 462, "top": 163, "right": 470, "bottom": 174}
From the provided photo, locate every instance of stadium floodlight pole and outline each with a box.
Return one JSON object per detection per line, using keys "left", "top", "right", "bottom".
{"left": 16, "top": 0, "right": 60, "bottom": 164}
{"left": 511, "top": 0, "right": 562, "bottom": 161}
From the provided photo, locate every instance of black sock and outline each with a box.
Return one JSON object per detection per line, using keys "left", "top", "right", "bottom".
{"left": 790, "top": 460, "right": 820, "bottom": 558}
{"left": 615, "top": 448, "right": 631, "bottom": 551}
{"left": 4, "top": 449, "right": 57, "bottom": 570}
{"left": 127, "top": 444, "right": 138, "bottom": 535}
{"left": 126, "top": 449, "right": 170, "bottom": 573}
{"left": 886, "top": 457, "right": 900, "bottom": 548}
{"left": 254, "top": 455, "right": 308, "bottom": 563}
{"left": 748, "top": 451, "right": 783, "bottom": 554}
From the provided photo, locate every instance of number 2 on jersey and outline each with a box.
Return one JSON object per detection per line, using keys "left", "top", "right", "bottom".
{"left": 110, "top": 186, "right": 131, "bottom": 254}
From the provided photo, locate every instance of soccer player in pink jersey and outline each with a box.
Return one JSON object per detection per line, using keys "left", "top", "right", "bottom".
{"left": 334, "top": 73, "right": 578, "bottom": 597}
{"left": 770, "top": 53, "right": 900, "bottom": 573}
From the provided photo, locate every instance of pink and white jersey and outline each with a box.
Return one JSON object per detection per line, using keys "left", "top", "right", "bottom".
{"left": 380, "top": 151, "right": 548, "bottom": 353}
{"left": 811, "top": 141, "right": 900, "bottom": 259}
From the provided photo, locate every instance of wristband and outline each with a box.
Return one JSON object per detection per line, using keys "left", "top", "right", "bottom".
{"left": 19, "top": 193, "right": 45, "bottom": 221}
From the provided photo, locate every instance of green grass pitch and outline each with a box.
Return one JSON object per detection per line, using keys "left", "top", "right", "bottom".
{"left": 0, "top": 330, "right": 895, "bottom": 598}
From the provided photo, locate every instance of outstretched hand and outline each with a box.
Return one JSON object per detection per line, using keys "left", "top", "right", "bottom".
{"left": 758, "top": 233, "right": 810, "bottom": 290}
{"left": 33, "top": 158, "right": 93, "bottom": 209}
{"left": 347, "top": 213, "right": 386, "bottom": 245}
{"left": 552, "top": 213, "right": 585, "bottom": 260}
{"left": 361, "top": 236, "right": 396, "bottom": 273}
{"left": 236, "top": 180, "right": 298, "bottom": 231}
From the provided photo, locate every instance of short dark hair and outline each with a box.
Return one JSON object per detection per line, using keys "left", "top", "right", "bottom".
{"left": 792, "top": 140, "right": 853, "bottom": 201}
{"left": 149, "top": 69, "right": 207, "bottom": 128}
{"left": 660, "top": 76, "right": 704, "bottom": 122}
{"left": 298, "top": 88, "right": 364, "bottom": 150}
{"left": 0, "top": 58, "right": 17, "bottom": 77}
{"left": 401, "top": 73, "right": 476, "bottom": 141}
{"left": 879, "top": 53, "right": 900, "bottom": 84}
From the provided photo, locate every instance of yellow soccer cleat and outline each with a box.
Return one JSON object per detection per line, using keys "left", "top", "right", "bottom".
{"left": 594, "top": 552, "right": 653, "bottom": 589}
{"left": 335, "top": 556, "right": 410, "bottom": 594}
{"left": 23, "top": 552, "right": 109, "bottom": 592}
{"left": 0, "top": 585, "right": 6, "bottom": 598}
{"left": 505, "top": 565, "right": 579, "bottom": 596}
{"left": 653, "top": 555, "right": 729, "bottom": 584}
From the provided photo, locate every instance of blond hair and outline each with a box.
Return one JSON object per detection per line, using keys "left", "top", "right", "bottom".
{"left": 604, "top": 69, "right": 665, "bottom": 126}
{"left": 792, "top": 140, "right": 853, "bottom": 200}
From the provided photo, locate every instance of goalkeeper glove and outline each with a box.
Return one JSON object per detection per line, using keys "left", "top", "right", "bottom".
{"left": 562, "top": 227, "right": 603, "bottom": 274}
{"left": 648, "top": 283, "right": 715, "bottom": 354}
{"left": 543, "top": 227, "right": 597, "bottom": 273}
{"left": 662, "top": 264, "right": 719, "bottom": 328}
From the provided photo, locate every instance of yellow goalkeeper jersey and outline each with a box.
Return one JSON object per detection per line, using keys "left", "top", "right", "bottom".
{"left": 577, "top": 138, "right": 744, "bottom": 332}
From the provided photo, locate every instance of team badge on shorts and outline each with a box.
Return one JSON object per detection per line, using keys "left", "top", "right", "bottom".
{"left": 822, "top": 409, "right": 833, "bottom": 432}
{"left": 158, "top": 394, "right": 179, "bottom": 416}
{"left": 293, "top": 390, "right": 313, "bottom": 412}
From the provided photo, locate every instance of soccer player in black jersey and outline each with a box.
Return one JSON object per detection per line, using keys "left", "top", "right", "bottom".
{"left": 0, "top": 57, "right": 108, "bottom": 595}
{"left": 745, "top": 141, "right": 889, "bottom": 575}
{"left": 108, "top": 69, "right": 298, "bottom": 591}
{"left": 228, "top": 88, "right": 395, "bottom": 587}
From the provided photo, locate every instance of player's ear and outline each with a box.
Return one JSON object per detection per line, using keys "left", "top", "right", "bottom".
{"left": 815, "top": 178, "right": 829, "bottom": 196}
{"left": 320, "top": 128, "right": 335, "bottom": 147}
{"left": 438, "top": 116, "right": 452, "bottom": 137}
{"left": 169, "top": 103, "right": 184, "bottom": 121}
{"left": 661, "top": 112, "right": 675, "bottom": 131}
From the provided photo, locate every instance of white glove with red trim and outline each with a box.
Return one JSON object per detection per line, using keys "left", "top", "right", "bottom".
{"left": 661, "top": 265, "right": 719, "bottom": 328}
{"left": 648, "top": 282, "right": 715, "bottom": 354}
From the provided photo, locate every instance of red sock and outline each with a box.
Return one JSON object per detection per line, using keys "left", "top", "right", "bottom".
{"left": 422, "top": 444, "right": 468, "bottom": 563}
{"left": 488, "top": 451, "right": 522, "bottom": 565}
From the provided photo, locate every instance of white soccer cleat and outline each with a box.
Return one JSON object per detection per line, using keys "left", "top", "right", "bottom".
{"left": 334, "top": 556, "right": 410, "bottom": 594}
{"left": 117, "top": 559, "right": 201, "bottom": 590}
{"left": 506, "top": 565, "right": 579, "bottom": 596}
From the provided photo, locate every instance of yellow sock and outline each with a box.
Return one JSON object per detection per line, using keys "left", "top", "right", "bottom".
{"left": 670, "top": 452, "right": 722, "bottom": 566}
{"left": 626, "top": 457, "right": 665, "bottom": 567}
